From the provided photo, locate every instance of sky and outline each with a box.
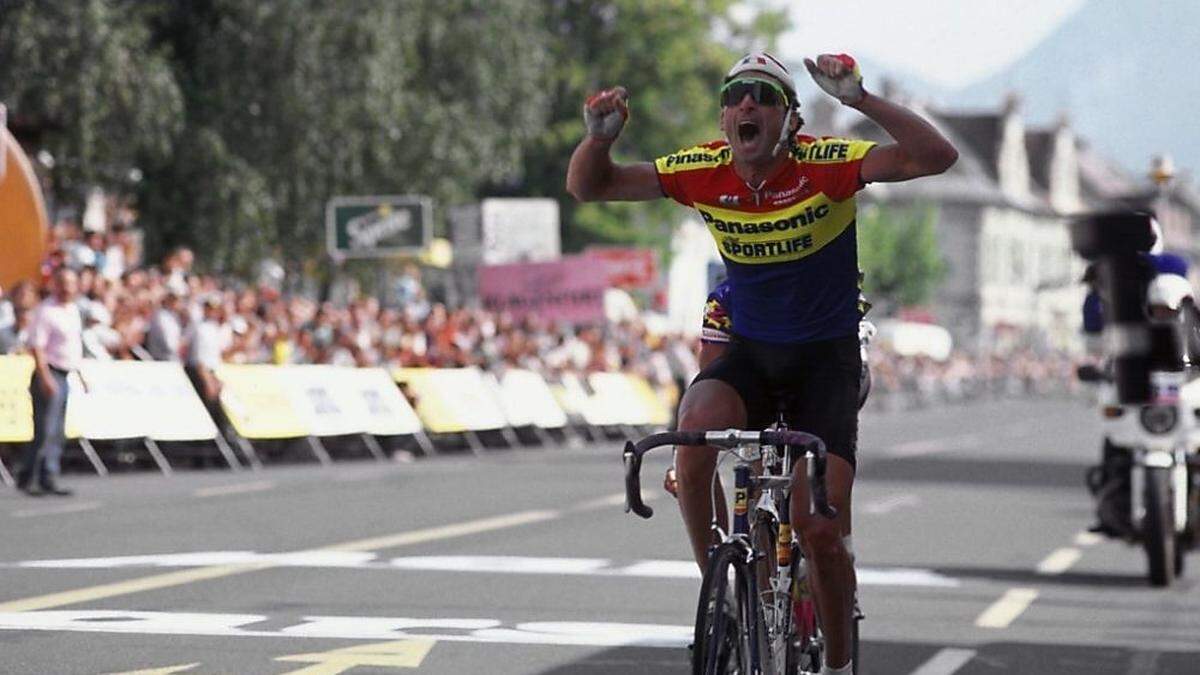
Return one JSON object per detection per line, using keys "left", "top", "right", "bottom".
{"left": 777, "top": 0, "right": 1087, "bottom": 89}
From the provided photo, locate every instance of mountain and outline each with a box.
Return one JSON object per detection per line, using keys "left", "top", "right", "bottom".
{"left": 950, "top": 0, "right": 1200, "bottom": 177}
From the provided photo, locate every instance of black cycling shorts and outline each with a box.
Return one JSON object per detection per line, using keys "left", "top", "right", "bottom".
{"left": 692, "top": 333, "right": 861, "bottom": 469}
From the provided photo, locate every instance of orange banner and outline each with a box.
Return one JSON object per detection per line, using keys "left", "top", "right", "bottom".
{"left": 0, "top": 127, "right": 48, "bottom": 290}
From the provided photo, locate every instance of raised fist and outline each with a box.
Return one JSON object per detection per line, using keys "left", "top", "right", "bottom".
{"left": 583, "top": 86, "right": 629, "bottom": 141}
{"left": 804, "top": 54, "right": 865, "bottom": 105}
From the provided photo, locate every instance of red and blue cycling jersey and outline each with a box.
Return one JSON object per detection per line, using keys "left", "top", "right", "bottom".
{"left": 657, "top": 135, "right": 876, "bottom": 344}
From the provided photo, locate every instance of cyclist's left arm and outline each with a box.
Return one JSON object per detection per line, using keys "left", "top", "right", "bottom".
{"left": 804, "top": 53, "right": 956, "bottom": 184}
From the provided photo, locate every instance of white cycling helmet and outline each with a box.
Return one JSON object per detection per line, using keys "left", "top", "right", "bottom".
{"left": 1146, "top": 273, "right": 1193, "bottom": 312}
{"left": 725, "top": 52, "right": 798, "bottom": 156}
{"left": 726, "top": 52, "right": 797, "bottom": 101}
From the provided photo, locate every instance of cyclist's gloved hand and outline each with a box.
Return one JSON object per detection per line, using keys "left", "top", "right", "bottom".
{"left": 804, "top": 54, "right": 865, "bottom": 105}
{"left": 583, "top": 86, "right": 630, "bottom": 141}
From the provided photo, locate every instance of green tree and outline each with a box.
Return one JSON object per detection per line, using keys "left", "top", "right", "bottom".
{"left": 857, "top": 202, "right": 946, "bottom": 310}
{"left": 0, "top": 0, "right": 182, "bottom": 201}
{"left": 135, "top": 0, "right": 550, "bottom": 271}
{"left": 511, "top": 0, "right": 789, "bottom": 252}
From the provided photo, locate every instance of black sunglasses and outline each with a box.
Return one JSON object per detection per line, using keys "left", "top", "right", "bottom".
{"left": 720, "top": 78, "right": 789, "bottom": 108}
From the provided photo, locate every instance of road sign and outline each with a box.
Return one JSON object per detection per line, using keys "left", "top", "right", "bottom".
{"left": 480, "top": 198, "right": 560, "bottom": 264}
{"left": 326, "top": 195, "right": 432, "bottom": 259}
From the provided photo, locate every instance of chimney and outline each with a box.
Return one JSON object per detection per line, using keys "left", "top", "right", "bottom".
{"left": 1150, "top": 154, "right": 1176, "bottom": 186}
{"left": 1002, "top": 90, "right": 1023, "bottom": 116}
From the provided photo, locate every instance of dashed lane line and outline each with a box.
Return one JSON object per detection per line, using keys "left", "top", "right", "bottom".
{"left": 885, "top": 434, "right": 983, "bottom": 458}
{"left": 974, "top": 587, "right": 1038, "bottom": 628}
{"left": 193, "top": 480, "right": 275, "bottom": 498}
{"left": 908, "top": 648, "right": 977, "bottom": 675}
{"left": 1073, "top": 530, "right": 1104, "bottom": 547}
{"left": 103, "top": 664, "right": 199, "bottom": 675}
{"left": 11, "top": 501, "right": 103, "bottom": 518}
{"left": 860, "top": 493, "right": 920, "bottom": 515}
{"left": 1036, "top": 547, "right": 1082, "bottom": 575}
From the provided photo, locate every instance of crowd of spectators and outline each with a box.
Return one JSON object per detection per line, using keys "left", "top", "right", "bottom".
{"left": 0, "top": 216, "right": 702, "bottom": 389}
{"left": 0, "top": 214, "right": 1083, "bottom": 412}
{"left": 865, "top": 345, "right": 1081, "bottom": 412}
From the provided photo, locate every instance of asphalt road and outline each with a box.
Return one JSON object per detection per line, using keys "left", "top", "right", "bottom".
{"left": 0, "top": 397, "right": 1197, "bottom": 674}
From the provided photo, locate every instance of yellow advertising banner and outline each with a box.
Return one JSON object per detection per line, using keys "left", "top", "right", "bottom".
{"left": 215, "top": 364, "right": 309, "bottom": 439}
{"left": 393, "top": 367, "right": 507, "bottom": 433}
{"left": 0, "top": 355, "right": 34, "bottom": 443}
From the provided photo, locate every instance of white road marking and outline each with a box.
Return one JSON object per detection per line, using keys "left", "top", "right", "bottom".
{"left": 0, "top": 610, "right": 693, "bottom": 648}
{"left": 103, "top": 664, "right": 199, "bottom": 675}
{"left": 1073, "top": 531, "right": 1104, "bottom": 547}
{"left": 974, "top": 587, "right": 1038, "bottom": 628}
{"left": 885, "top": 434, "right": 982, "bottom": 458}
{"left": 276, "top": 639, "right": 435, "bottom": 671}
{"left": 858, "top": 567, "right": 961, "bottom": 588}
{"left": 193, "top": 481, "right": 275, "bottom": 498}
{"left": 1036, "top": 547, "right": 1082, "bottom": 575}
{"left": 11, "top": 552, "right": 961, "bottom": 587}
{"left": 11, "top": 502, "right": 102, "bottom": 518}
{"left": 320, "top": 510, "right": 560, "bottom": 553}
{"left": 571, "top": 491, "right": 658, "bottom": 511}
{"left": 861, "top": 493, "right": 920, "bottom": 515}
{"left": 0, "top": 509, "right": 559, "bottom": 613}
{"left": 908, "top": 648, "right": 977, "bottom": 675}
{"left": 390, "top": 556, "right": 612, "bottom": 575}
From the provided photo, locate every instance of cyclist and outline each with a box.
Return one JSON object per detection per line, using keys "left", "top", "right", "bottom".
{"left": 567, "top": 51, "right": 957, "bottom": 675}
{"left": 664, "top": 276, "right": 875, "bottom": 496}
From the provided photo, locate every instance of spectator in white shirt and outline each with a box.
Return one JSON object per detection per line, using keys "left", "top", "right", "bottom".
{"left": 16, "top": 267, "right": 82, "bottom": 496}
{"left": 146, "top": 288, "right": 186, "bottom": 361}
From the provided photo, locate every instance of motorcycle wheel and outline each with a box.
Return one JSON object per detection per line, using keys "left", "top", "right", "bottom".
{"left": 1144, "top": 466, "right": 1176, "bottom": 587}
{"left": 1175, "top": 534, "right": 1185, "bottom": 577}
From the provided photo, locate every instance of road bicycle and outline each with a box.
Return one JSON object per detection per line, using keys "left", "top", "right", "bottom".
{"left": 624, "top": 424, "right": 855, "bottom": 674}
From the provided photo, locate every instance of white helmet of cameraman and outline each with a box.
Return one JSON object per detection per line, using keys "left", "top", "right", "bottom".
{"left": 1146, "top": 273, "right": 1193, "bottom": 313}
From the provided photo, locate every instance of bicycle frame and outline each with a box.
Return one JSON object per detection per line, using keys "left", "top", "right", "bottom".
{"left": 623, "top": 428, "right": 835, "bottom": 674}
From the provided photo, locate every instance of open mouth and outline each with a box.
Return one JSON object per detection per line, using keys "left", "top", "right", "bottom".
{"left": 737, "top": 121, "right": 761, "bottom": 144}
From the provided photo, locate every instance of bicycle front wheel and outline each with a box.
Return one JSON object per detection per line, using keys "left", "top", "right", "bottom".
{"left": 694, "top": 542, "right": 760, "bottom": 675}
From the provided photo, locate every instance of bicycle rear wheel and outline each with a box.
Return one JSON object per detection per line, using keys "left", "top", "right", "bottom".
{"left": 694, "top": 542, "right": 759, "bottom": 675}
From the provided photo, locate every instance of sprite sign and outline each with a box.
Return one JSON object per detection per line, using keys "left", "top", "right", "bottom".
{"left": 326, "top": 195, "right": 432, "bottom": 258}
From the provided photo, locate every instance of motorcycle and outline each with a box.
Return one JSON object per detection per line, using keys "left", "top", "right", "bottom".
{"left": 1079, "top": 361, "right": 1200, "bottom": 586}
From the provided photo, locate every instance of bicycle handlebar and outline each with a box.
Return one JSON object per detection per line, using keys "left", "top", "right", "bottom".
{"left": 622, "top": 429, "right": 837, "bottom": 520}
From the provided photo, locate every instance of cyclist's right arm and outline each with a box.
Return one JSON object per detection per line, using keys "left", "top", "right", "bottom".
{"left": 566, "top": 86, "right": 663, "bottom": 203}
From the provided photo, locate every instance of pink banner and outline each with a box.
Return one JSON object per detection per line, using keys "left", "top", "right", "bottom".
{"left": 584, "top": 246, "right": 659, "bottom": 289}
{"left": 478, "top": 256, "right": 606, "bottom": 323}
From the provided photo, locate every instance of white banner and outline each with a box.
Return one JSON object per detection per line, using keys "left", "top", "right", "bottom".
{"left": 588, "top": 372, "right": 667, "bottom": 426}
{"left": 68, "top": 360, "right": 217, "bottom": 441}
{"left": 278, "top": 365, "right": 370, "bottom": 437}
{"left": 276, "top": 366, "right": 422, "bottom": 437}
{"left": 553, "top": 373, "right": 624, "bottom": 427}
{"left": 487, "top": 369, "right": 568, "bottom": 429}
